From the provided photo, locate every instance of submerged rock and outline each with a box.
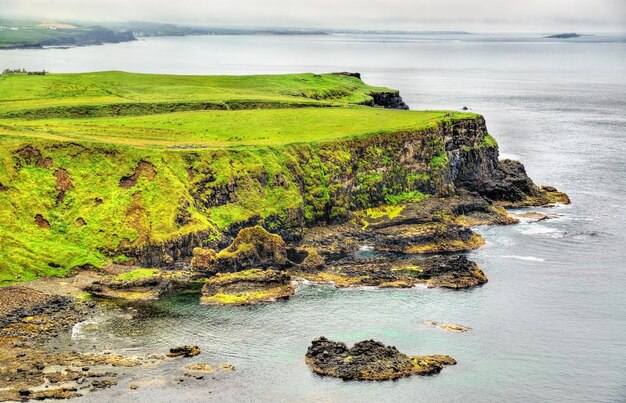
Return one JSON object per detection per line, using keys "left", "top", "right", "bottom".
{"left": 201, "top": 269, "right": 295, "bottom": 305}
{"left": 424, "top": 320, "right": 472, "bottom": 332}
{"left": 167, "top": 345, "right": 201, "bottom": 358}
{"left": 185, "top": 363, "right": 214, "bottom": 373}
{"left": 512, "top": 211, "right": 551, "bottom": 222}
{"left": 305, "top": 337, "right": 455, "bottom": 380}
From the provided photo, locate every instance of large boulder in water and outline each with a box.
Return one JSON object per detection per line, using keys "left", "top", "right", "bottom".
{"left": 201, "top": 269, "right": 295, "bottom": 305}
{"left": 305, "top": 337, "right": 455, "bottom": 380}
{"left": 213, "top": 226, "right": 289, "bottom": 272}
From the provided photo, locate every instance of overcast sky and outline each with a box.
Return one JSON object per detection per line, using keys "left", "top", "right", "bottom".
{"left": 1, "top": 0, "right": 625, "bottom": 32}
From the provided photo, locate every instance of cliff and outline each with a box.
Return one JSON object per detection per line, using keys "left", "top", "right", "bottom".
{"left": 0, "top": 72, "right": 567, "bottom": 284}
{"left": 0, "top": 114, "right": 565, "bottom": 283}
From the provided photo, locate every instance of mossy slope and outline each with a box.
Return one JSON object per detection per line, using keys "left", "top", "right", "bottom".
{"left": 0, "top": 72, "right": 499, "bottom": 285}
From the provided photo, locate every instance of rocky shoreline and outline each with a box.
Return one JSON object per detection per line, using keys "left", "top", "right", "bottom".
{"left": 305, "top": 337, "right": 456, "bottom": 380}
{"left": 0, "top": 282, "right": 242, "bottom": 401}
{"left": 0, "top": 176, "right": 569, "bottom": 399}
{"left": 0, "top": 76, "right": 572, "bottom": 396}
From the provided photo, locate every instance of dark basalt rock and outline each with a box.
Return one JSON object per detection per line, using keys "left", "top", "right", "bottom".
{"left": 305, "top": 337, "right": 455, "bottom": 380}
{"left": 480, "top": 159, "right": 537, "bottom": 202}
{"left": 420, "top": 255, "right": 488, "bottom": 289}
{"left": 167, "top": 345, "right": 201, "bottom": 358}
{"left": 367, "top": 91, "right": 410, "bottom": 110}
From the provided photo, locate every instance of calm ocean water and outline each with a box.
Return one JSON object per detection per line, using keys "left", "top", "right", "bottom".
{"left": 2, "top": 34, "right": 626, "bottom": 402}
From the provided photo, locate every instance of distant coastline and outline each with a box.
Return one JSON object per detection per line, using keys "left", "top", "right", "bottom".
{"left": 543, "top": 32, "right": 586, "bottom": 39}
{"left": 0, "top": 19, "right": 475, "bottom": 50}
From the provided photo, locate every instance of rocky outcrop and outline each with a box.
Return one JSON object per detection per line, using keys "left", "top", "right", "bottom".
{"left": 299, "top": 194, "right": 510, "bottom": 258}
{"left": 191, "top": 247, "right": 217, "bottom": 271}
{"left": 85, "top": 269, "right": 170, "bottom": 300}
{"left": 167, "top": 345, "right": 200, "bottom": 358}
{"left": 419, "top": 255, "right": 487, "bottom": 289}
{"left": 293, "top": 254, "right": 487, "bottom": 290}
{"left": 367, "top": 91, "right": 409, "bottom": 110}
{"left": 210, "top": 226, "right": 290, "bottom": 272}
{"left": 201, "top": 269, "right": 295, "bottom": 305}
{"left": 453, "top": 150, "right": 570, "bottom": 207}
{"left": 305, "top": 337, "right": 455, "bottom": 380}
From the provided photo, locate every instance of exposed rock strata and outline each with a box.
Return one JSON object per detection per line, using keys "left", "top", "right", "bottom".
{"left": 201, "top": 269, "right": 295, "bottom": 305}
{"left": 305, "top": 337, "right": 455, "bottom": 380}
{"left": 299, "top": 194, "right": 513, "bottom": 258}
{"left": 116, "top": 114, "right": 567, "bottom": 266}
{"left": 85, "top": 269, "right": 171, "bottom": 300}
{"left": 293, "top": 255, "right": 487, "bottom": 290}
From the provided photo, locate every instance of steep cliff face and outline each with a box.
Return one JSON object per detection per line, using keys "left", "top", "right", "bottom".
{"left": 123, "top": 116, "right": 507, "bottom": 265}
{"left": 0, "top": 114, "right": 561, "bottom": 281}
{"left": 364, "top": 91, "right": 409, "bottom": 110}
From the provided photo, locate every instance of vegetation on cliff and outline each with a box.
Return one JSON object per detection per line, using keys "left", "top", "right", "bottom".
{"left": 0, "top": 71, "right": 564, "bottom": 285}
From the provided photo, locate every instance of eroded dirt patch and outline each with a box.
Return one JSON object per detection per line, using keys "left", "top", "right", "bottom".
{"left": 34, "top": 214, "right": 50, "bottom": 229}
{"left": 54, "top": 168, "right": 73, "bottom": 203}
{"left": 119, "top": 161, "right": 157, "bottom": 188}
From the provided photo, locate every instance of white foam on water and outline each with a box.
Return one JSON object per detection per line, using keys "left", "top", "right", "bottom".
{"left": 501, "top": 255, "right": 546, "bottom": 262}
{"left": 71, "top": 318, "right": 99, "bottom": 340}
{"left": 518, "top": 224, "right": 559, "bottom": 235}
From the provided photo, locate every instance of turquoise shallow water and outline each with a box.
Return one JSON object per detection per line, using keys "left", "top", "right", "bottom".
{"left": 3, "top": 33, "right": 625, "bottom": 402}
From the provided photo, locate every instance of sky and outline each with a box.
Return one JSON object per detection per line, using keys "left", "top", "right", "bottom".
{"left": 1, "top": 0, "right": 625, "bottom": 32}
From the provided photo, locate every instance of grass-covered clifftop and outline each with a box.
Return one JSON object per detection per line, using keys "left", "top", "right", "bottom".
{"left": 0, "top": 71, "right": 397, "bottom": 118}
{"left": 0, "top": 71, "right": 496, "bottom": 285}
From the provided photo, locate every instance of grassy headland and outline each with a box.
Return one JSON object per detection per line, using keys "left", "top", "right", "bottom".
{"left": 0, "top": 71, "right": 492, "bottom": 285}
{"left": 0, "top": 19, "right": 134, "bottom": 49}
{"left": 0, "top": 71, "right": 394, "bottom": 118}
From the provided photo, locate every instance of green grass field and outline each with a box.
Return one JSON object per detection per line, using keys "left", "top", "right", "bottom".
{"left": 0, "top": 108, "right": 472, "bottom": 147}
{"left": 0, "top": 71, "right": 392, "bottom": 117}
{"left": 0, "top": 71, "right": 474, "bottom": 148}
{"left": 0, "top": 71, "right": 489, "bottom": 285}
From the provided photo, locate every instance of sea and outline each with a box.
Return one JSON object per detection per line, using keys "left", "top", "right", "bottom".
{"left": 2, "top": 32, "right": 625, "bottom": 402}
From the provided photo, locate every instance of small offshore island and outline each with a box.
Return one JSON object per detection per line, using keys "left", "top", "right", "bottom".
{"left": 0, "top": 70, "right": 569, "bottom": 399}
